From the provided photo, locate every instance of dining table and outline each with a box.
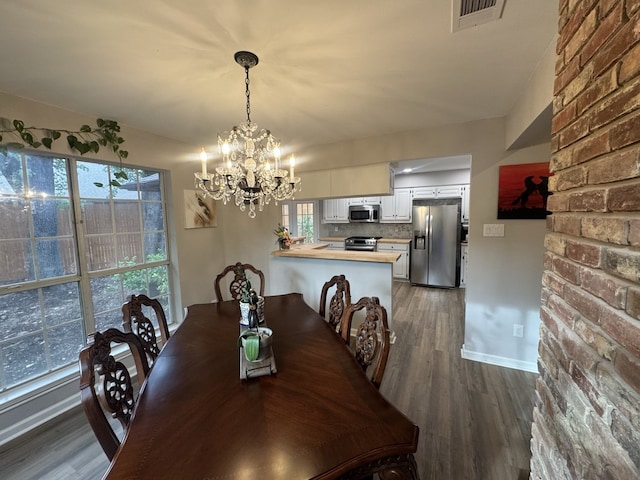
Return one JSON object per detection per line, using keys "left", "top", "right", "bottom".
{"left": 103, "top": 293, "right": 419, "bottom": 479}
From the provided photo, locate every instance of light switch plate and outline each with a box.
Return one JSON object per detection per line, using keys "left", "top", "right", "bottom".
{"left": 483, "top": 224, "right": 505, "bottom": 237}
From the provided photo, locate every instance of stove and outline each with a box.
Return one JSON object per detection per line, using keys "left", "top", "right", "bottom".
{"left": 344, "top": 236, "right": 382, "bottom": 252}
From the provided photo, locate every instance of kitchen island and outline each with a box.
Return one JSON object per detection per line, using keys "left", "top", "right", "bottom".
{"left": 269, "top": 243, "right": 399, "bottom": 332}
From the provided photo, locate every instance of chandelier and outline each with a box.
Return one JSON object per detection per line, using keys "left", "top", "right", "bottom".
{"left": 194, "top": 51, "right": 301, "bottom": 218}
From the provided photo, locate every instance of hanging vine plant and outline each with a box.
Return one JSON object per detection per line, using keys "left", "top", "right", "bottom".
{"left": 0, "top": 117, "right": 129, "bottom": 187}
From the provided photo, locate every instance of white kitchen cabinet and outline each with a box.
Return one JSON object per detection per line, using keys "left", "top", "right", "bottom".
{"left": 460, "top": 244, "right": 468, "bottom": 287}
{"left": 322, "top": 198, "right": 349, "bottom": 223}
{"left": 461, "top": 185, "right": 470, "bottom": 224}
{"left": 348, "top": 196, "right": 381, "bottom": 205}
{"left": 411, "top": 187, "right": 437, "bottom": 199}
{"left": 380, "top": 188, "right": 412, "bottom": 223}
{"left": 435, "top": 185, "right": 463, "bottom": 198}
{"left": 377, "top": 242, "right": 410, "bottom": 280}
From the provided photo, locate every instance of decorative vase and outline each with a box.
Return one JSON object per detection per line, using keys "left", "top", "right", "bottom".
{"left": 239, "top": 297, "right": 265, "bottom": 325}
{"left": 279, "top": 241, "right": 290, "bottom": 250}
{"left": 239, "top": 301, "right": 251, "bottom": 325}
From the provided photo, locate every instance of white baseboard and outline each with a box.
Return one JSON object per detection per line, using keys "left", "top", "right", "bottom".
{"left": 0, "top": 391, "right": 79, "bottom": 448}
{"left": 461, "top": 344, "right": 538, "bottom": 373}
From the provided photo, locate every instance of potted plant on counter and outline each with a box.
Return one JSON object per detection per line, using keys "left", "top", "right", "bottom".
{"left": 274, "top": 223, "right": 292, "bottom": 249}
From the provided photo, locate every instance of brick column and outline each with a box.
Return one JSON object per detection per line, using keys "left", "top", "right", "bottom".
{"left": 531, "top": 1, "right": 640, "bottom": 478}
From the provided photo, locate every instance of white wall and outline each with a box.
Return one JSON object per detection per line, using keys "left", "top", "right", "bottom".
{"left": 462, "top": 143, "right": 550, "bottom": 371}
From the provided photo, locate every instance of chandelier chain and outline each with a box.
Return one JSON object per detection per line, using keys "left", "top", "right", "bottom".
{"left": 245, "top": 66, "right": 251, "bottom": 123}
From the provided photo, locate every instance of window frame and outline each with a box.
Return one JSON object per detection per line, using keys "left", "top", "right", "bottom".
{"left": 281, "top": 200, "right": 319, "bottom": 243}
{"left": 0, "top": 151, "right": 174, "bottom": 399}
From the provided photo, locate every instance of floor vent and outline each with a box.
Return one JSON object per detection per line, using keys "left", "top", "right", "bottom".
{"left": 452, "top": 0, "right": 506, "bottom": 32}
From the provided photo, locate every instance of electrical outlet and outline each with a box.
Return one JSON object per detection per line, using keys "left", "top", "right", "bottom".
{"left": 513, "top": 324, "right": 524, "bottom": 338}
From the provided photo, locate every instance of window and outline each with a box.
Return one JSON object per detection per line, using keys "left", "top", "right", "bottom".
{"left": 0, "top": 153, "right": 171, "bottom": 393}
{"left": 281, "top": 201, "right": 318, "bottom": 243}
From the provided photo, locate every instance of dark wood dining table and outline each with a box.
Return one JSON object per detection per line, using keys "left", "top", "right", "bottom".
{"left": 103, "top": 293, "right": 419, "bottom": 479}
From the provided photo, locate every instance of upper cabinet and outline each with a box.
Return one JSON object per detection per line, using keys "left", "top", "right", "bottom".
{"left": 348, "top": 196, "right": 381, "bottom": 205}
{"left": 322, "top": 198, "right": 349, "bottom": 223}
{"left": 297, "top": 163, "right": 393, "bottom": 200}
{"left": 411, "top": 187, "right": 437, "bottom": 199}
{"left": 380, "top": 188, "right": 412, "bottom": 223}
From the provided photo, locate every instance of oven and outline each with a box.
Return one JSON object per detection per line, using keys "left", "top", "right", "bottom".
{"left": 344, "top": 236, "right": 381, "bottom": 252}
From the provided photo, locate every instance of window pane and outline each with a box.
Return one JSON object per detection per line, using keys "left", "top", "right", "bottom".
{"left": 81, "top": 200, "right": 113, "bottom": 235}
{"left": 0, "top": 151, "right": 25, "bottom": 194}
{"left": 143, "top": 202, "right": 164, "bottom": 231}
{"left": 42, "top": 283, "right": 82, "bottom": 328}
{"left": 85, "top": 235, "right": 116, "bottom": 271}
{"left": 77, "top": 162, "right": 111, "bottom": 199}
{"left": 122, "top": 268, "right": 148, "bottom": 298}
{"left": 138, "top": 170, "right": 162, "bottom": 198}
{"left": 26, "top": 155, "right": 68, "bottom": 197}
{"left": 117, "top": 233, "right": 144, "bottom": 266}
{"left": 0, "top": 198, "right": 29, "bottom": 239}
{"left": 47, "top": 322, "right": 84, "bottom": 369}
{"left": 3, "top": 333, "right": 47, "bottom": 388}
{"left": 36, "top": 238, "right": 77, "bottom": 279}
{"left": 0, "top": 290, "right": 41, "bottom": 340}
{"left": 145, "top": 232, "right": 166, "bottom": 260}
{"left": 0, "top": 239, "right": 34, "bottom": 285}
{"left": 91, "top": 275, "right": 123, "bottom": 316}
{"left": 112, "top": 168, "right": 139, "bottom": 200}
{"left": 0, "top": 280, "right": 83, "bottom": 389}
{"left": 114, "top": 201, "right": 141, "bottom": 233}
{"left": 148, "top": 265, "right": 169, "bottom": 297}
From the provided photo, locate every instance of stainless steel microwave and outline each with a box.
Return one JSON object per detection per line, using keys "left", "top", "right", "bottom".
{"left": 348, "top": 204, "right": 380, "bottom": 223}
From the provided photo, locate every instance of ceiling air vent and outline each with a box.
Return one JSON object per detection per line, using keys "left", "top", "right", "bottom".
{"left": 452, "top": 0, "right": 506, "bottom": 32}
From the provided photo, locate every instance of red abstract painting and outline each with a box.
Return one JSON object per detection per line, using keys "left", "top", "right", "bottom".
{"left": 497, "top": 162, "right": 552, "bottom": 219}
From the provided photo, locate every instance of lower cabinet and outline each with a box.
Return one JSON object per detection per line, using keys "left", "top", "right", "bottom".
{"left": 325, "top": 241, "right": 345, "bottom": 250}
{"left": 377, "top": 242, "right": 410, "bottom": 280}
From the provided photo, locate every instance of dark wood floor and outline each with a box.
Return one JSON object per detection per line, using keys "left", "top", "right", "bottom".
{"left": 380, "top": 282, "right": 536, "bottom": 480}
{"left": 0, "top": 282, "right": 537, "bottom": 480}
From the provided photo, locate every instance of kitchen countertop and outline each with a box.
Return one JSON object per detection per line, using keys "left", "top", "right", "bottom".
{"left": 378, "top": 238, "right": 411, "bottom": 244}
{"left": 271, "top": 242, "right": 400, "bottom": 263}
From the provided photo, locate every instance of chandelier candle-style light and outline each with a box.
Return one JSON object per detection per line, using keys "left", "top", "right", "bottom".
{"left": 194, "top": 51, "right": 301, "bottom": 218}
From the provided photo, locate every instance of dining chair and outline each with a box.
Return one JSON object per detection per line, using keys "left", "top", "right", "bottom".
{"left": 122, "top": 294, "right": 170, "bottom": 363}
{"left": 319, "top": 274, "right": 351, "bottom": 337}
{"left": 340, "top": 296, "right": 391, "bottom": 390}
{"left": 214, "top": 262, "right": 265, "bottom": 302}
{"left": 78, "top": 328, "right": 150, "bottom": 461}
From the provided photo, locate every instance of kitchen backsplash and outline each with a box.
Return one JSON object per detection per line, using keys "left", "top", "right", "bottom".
{"left": 319, "top": 223, "right": 413, "bottom": 239}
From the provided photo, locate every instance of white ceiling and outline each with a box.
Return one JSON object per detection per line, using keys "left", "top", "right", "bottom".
{"left": 0, "top": 1, "right": 558, "bottom": 158}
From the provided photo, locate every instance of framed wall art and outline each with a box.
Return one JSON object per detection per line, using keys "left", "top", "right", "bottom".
{"left": 184, "top": 189, "right": 217, "bottom": 228}
{"left": 497, "top": 162, "right": 552, "bottom": 220}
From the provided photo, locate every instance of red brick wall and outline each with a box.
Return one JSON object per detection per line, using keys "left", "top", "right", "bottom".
{"left": 531, "top": 0, "right": 640, "bottom": 478}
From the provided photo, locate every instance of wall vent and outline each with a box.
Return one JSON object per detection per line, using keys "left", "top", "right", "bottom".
{"left": 452, "top": 0, "right": 506, "bottom": 32}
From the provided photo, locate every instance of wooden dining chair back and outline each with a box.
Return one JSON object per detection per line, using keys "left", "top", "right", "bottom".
{"left": 341, "top": 296, "right": 391, "bottom": 389}
{"left": 122, "top": 294, "right": 170, "bottom": 363}
{"left": 214, "top": 262, "right": 265, "bottom": 302}
{"left": 78, "top": 328, "right": 150, "bottom": 461}
{"left": 319, "top": 274, "right": 351, "bottom": 336}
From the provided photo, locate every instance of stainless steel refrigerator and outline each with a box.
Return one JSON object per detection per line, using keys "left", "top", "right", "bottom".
{"left": 411, "top": 199, "right": 461, "bottom": 287}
